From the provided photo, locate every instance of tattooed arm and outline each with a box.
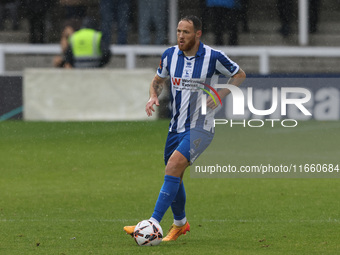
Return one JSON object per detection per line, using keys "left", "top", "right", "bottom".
{"left": 145, "top": 75, "right": 167, "bottom": 117}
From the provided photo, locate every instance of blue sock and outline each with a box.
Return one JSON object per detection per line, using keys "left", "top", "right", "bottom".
{"left": 171, "top": 181, "right": 186, "bottom": 220}
{"left": 151, "top": 175, "right": 181, "bottom": 223}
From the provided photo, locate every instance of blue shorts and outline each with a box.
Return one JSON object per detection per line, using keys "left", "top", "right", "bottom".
{"left": 164, "top": 129, "right": 214, "bottom": 165}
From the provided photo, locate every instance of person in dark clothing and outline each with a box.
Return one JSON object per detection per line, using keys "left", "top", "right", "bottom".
{"left": 0, "top": 0, "right": 20, "bottom": 30}
{"left": 277, "top": 0, "right": 293, "bottom": 37}
{"left": 21, "top": 0, "right": 54, "bottom": 43}
{"left": 277, "top": 0, "right": 321, "bottom": 37}
{"left": 309, "top": 0, "right": 321, "bottom": 33}
{"left": 100, "top": 0, "right": 131, "bottom": 47}
{"left": 206, "top": 0, "right": 242, "bottom": 46}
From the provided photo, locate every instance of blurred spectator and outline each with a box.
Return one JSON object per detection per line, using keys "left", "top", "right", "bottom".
{"left": 277, "top": 0, "right": 293, "bottom": 37}
{"left": 53, "top": 19, "right": 81, "bottom": 67}
{"left": 100, "top": 0, "right": 131, "bottom": 47}
{"left": 309, "top": 0, "right": 321, "bottom": 33}
{"left": 240, "top": 0, "right": 249, "bottom": 32}
{"left": 138, "top": 0, "right": 167, "bottom": 45}
{"left": 54, "top": 0, "right": 91, "bottom": 63}
{"left": 64, "top": 17, "right": 111, "bottom": 68}
{"left": 21, "top": 0, "right": 54, "bottom": 43}
{"left": 0, "top": 0, "right": 20, "bottom": 30}
{"left": 206, "top": 0, "right": 242, "bottom": 45}
{"left": 277, "top": 0, "right": 321, "bottom": 37}
{"left": 60, "top": 0, "right": 87, "bottom": 23}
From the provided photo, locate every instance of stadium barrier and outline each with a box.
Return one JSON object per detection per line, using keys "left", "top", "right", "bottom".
{"left": 1, "top": 70, "right": 339, "bottom": 121}
{"left": 1, "top": 44, "right": 340, "bottom": 75}
{"left": 23, "top": 69, "right": 157, "bottom": 121}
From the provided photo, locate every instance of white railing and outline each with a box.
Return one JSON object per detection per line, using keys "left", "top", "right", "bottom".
{"left": 0, "top": 44, "right": 340, "bottom": 75}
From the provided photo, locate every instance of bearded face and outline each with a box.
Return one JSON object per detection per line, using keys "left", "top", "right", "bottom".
{"left": 177, "top": 20, "right": 200, "bottom": 54}
{"left": 178, "top": 34, "right": 196, "bottom": 52}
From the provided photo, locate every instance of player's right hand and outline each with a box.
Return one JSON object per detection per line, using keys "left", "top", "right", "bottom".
{"left": 145, "top": 97, "right": 160, "bottom": 117}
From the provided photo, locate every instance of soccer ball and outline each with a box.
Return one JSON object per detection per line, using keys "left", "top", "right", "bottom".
{"left": 133, "top": 220, "right": 163, "bottom": 246}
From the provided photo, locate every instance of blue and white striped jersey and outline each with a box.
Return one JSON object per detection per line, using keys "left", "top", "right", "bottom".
{"left": 157, "top": 42, "right": 239, "bottom": 133}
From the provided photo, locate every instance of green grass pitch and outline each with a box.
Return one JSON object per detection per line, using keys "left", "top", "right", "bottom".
{"left": 0, "top": 120, "right": 339, "bottom": 254}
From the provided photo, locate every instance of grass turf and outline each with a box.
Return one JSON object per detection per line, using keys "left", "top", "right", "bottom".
{"left": 0, "top": 120, "right": 339, "bottom": 254}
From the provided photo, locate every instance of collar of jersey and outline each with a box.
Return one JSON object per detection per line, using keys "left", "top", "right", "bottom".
{"left": 178, "top": 42, "right": 205, "bottom": 58}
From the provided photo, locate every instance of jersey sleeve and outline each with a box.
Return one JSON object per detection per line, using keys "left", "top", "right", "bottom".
{"left": 156, "top": 48, "right": 171, "bottom": 78}
{"left": 215, "top": 51, "right": 239, "bottom": 77}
